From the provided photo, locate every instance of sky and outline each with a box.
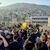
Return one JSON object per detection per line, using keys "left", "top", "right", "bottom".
{"left": 0, "top": 0, "right": 50, "bottom": 7}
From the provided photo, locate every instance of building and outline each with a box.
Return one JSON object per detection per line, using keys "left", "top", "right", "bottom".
{"left": 32, "top": 16, "right": 49, "bottom": 23}
{"left": 25, "top": 16, "right": 50, "bottom": 26}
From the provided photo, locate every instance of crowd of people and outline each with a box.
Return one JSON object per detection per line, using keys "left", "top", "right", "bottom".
{"left": 0, "top": 23, "right": 50, "bottom": 50}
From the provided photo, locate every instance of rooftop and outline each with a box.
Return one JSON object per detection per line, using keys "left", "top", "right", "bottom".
{"left": 32, "top": 16, "right": 49, "bottom": 18}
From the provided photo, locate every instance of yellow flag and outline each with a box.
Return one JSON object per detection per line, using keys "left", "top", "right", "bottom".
{"left": 48, "top": 17, "right": 50, "bottom": 26}
{"left": 21, "top": 22, "right": 27, "bottom": 29}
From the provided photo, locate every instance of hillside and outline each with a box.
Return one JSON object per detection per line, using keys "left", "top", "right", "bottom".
{"left": 0, "top": 3, "right": 50, "bottom": 19}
